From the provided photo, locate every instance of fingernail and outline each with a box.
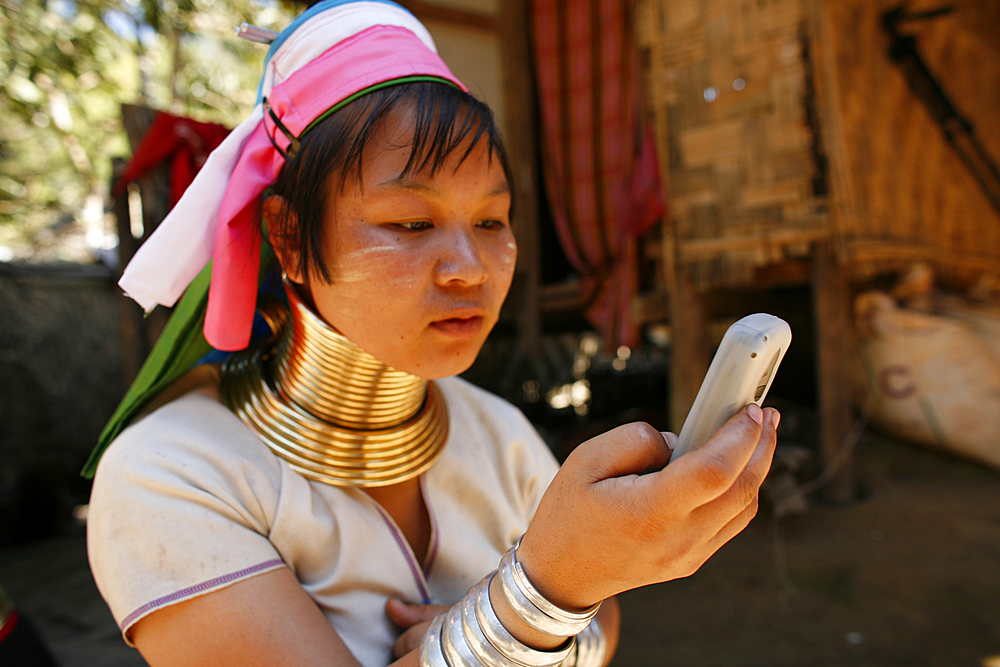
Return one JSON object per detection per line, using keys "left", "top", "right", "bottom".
{"left": 772, "top": 410, "right": 781, "bottom": 430}
{"left": 748, "top": 403, "right": 763, "bottom": 424}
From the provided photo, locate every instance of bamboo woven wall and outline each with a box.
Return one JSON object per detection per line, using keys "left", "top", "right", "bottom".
{"left": 637, "top": 0, "right": 830, "bottom": 289}
{"left": 637, "top": 0, "right": 1000, "bottom": 290}
{"left": 816, "top": 0, "right": 1000, "bottom": 280}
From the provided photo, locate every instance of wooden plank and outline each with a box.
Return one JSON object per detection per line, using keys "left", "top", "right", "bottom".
{"left": 820, "top": 0, "right": 1000, "bottom": 261}
{"left": 677, "top": 119, "right": 743, "bottom": 168}
{"left": 757, "top": 0, "right": 802, "bottom": 35}
{"left": 640, "top": 0, "right": 835, "bottom": 290}
{"left": 659, "top": 25, "right": 708, "bottom": 67}
{"left": 812, "top": 240, "right": 856, "bottom": 503}
{"left": 804, "top": 0, "right": 854, "bottom": 261}
{"left": 741, "top": 179, "right": 807, "bottom": 207}
{"left": 844, "top": 239, "right": 1000, "bottom": 275}
{"left": 679, "top": 224, "right": 830, "bottom": 260}
{"left": 662, "top": 0, "right": 701, "bottom": 32}
{"left": 669, "top": 267, "right": 711, "bottom": 431}
{"left": 711, "top": 78, "right": 771, "bottom": 117}
{"left": 497, "top": 0, "right": 541, "bottom": 358}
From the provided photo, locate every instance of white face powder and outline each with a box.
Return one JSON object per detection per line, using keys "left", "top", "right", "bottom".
{"left": 503, "top": 242, "right": 517, "bottom": 265}
{"left": 331, "top": 245, "right": 405, "bottom": 284}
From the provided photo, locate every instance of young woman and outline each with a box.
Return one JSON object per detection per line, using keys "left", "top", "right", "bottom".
{"left": 85, "top": 3, "right": 780, "bottom": 666}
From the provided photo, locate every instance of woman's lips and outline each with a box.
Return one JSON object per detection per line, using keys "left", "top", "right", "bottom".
{"left": 430, "top": 315, "right": 484, "bottom": 338}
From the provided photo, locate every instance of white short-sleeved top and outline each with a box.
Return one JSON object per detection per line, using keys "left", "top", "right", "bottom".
{"left": 87, "top": 376, "right": 559, "bottom": 667}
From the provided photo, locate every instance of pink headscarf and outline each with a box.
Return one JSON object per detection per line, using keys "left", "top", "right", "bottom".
{"left": 118, "top": 1, "right": 465, "bottom": 351}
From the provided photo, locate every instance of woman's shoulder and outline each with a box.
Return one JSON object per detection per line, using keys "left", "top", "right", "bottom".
{"left": 87, "top": 382, "right": 288, "bottom": 641}
{"left": 95, "top": 377, "right": 281, "bottom": 493}
{"left": 115, "top": 389, "right": 241, "bottom": 448}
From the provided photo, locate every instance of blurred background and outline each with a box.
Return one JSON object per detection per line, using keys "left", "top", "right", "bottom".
{"left": 1, "top": 0, "right": 998, "bottom": 665}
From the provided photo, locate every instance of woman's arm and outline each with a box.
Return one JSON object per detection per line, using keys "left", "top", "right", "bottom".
{"left": 387, "top": 595, "right": 619, "bottom": 667}
{"left": 391, "top": 406, "right": 773, "bottom": 666}
{"left": 133, "top": 405, "right": 772, "bottom": 667}
{"left": 131, "top": 567, "right": 362, "bottom": 667}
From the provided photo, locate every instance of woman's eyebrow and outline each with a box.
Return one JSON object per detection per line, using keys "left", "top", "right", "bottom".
{"left": 377, "top": 177, "right": 436, "bottom": 194}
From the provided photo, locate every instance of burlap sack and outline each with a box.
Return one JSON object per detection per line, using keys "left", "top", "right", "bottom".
{"left": 854, "top": 291, "right": 1000, "bottom": 471}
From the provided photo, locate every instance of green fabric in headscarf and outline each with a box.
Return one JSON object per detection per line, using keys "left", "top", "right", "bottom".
{"left": 82, "top": 244, "right": 276, "bottom": 479}
{"left": 81, "top": 264, "right": 214, "bottom": 478}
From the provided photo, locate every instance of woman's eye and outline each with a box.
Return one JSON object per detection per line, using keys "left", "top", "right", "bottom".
{"left": 396, "top": 220, "right": 432, "bottom": 231}
{"left": 478, "top": 219, "right": 506, "bottom": 230}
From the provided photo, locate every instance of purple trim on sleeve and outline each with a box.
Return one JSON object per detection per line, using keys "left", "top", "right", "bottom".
{"left": 371, "top": 503, "right": 432, "bottom": 603}
{"left": 119, "top": 558, "right": 285, "bottom": 632}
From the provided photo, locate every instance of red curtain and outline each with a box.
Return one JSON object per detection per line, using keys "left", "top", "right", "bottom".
{"left": 533, "top": 0, "right": 664, "bottom": 348}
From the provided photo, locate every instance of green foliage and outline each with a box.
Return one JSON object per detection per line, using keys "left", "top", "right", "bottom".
{"left": 0, "top": 0, "right": 298, "bottom": 255}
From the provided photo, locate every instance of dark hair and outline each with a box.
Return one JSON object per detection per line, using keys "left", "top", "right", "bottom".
{"left": 265, "top": 81, "right": 513, "bottom": 283}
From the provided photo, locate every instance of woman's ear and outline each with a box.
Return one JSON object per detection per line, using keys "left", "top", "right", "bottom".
{"left": 262, "top": 195, "right": 305, "bottom": 283}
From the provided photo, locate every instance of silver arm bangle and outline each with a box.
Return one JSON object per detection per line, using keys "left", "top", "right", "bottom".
{"left": 497, "top": 546, "right": 601, "bottom": 637}
{"left": 421, "top": 574, "right": 575, "bottom": 667}
{"left": 570, "top": 619, "right": 608, "bottom": 667}
{"left": 419, "top": 613, "right": 450, "bottom": 667}
{"left": 475, "top": 574, "right": 574, "bottom": 667}
{"left": 442, "top": 602, "right": 483, "bottom": 667}
{"left": 459, "top": 587, "right": 518, "bottom": 667}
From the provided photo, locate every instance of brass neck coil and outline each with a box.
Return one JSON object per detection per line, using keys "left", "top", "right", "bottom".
{"left": 220, "top": 282, "right": 449, "bottom": 487}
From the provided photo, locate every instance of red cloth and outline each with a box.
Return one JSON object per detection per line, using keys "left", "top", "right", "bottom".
{"left": 114, "top": 111, "right": 230, "bottom": 207}
{"left": 533, "top": 0, "right": 664, "bottom": 348}
{"left": 0, "top": 610, "right": 19, "bottom": 644}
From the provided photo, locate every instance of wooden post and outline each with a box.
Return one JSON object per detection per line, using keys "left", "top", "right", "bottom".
{"left": 111, "top": 157, "right": 146, "bottom": 389}
{"left": 120, "top": 104, "right": 172, "bottom": 348}
{"left": 498, "top": 0, "right": 543, "bottom": 361}
{"left": 812, "top": 240, "right": 856, "bottom": 503}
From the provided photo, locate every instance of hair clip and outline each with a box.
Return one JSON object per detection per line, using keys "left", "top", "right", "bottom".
{"left": 235, "top": 23, "right": 279, "bottom": 44}
{"left": 263, "top": 97, "right": 300, "bottom": 160}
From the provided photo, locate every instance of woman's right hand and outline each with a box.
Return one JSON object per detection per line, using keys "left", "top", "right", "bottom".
{"left": 515, "top": 403, "right": 779, "bottom": 612}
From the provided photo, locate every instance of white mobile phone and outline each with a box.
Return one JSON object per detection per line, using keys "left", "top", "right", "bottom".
{"left": 669, "top": 313, "right": 791, "bottom": 461}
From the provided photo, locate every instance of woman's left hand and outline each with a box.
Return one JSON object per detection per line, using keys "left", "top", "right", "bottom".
{"left": 516, "top": 405, "right": 778, "bottom": 611}
{"left": 386, "top": 599, "right": 450, "bottom": 659}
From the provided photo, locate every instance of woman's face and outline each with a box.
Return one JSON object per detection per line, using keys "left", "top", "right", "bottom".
{"left": 289, "top": 112, "right": 516, "bottom": 380}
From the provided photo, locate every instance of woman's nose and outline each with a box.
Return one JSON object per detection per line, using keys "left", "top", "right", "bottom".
{"left": 434, "top": 228, "right": 488, "bottom": 286}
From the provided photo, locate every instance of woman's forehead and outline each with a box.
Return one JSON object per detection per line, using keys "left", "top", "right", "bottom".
{"left": 355, "top": 115, "right": 506, "bottom": 190}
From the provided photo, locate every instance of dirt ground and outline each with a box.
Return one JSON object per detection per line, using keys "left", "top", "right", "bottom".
{"left": 614, "top": 431, "right": 1000, "bottom": 667}
{"left": 1, "top": 430, "right": 997, "bottom": 667}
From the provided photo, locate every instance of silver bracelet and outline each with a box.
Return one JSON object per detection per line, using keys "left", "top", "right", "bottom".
{"left": 476, "top": 574, "right": 574, "bottom": 666}
{"left": 420, "top": 574, "right": 575, "bottom": 667}
{"left": 569, "top": 618, "right": 607, "bottom": 667}
{"left": 459, "top": 586, "right": 516, "bottom": 667}
{"left": 419, "top": 613, "right": 450, "bottom": 667}
{"left": 442, "top": 601, "right": 482, "bottom": 667}
{"left": 497, "top": 546, "right": 601, "bottom": 637}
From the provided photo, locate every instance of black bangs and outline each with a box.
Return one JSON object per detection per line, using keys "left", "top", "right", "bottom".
{"left": 265, "top": 81, "right": 513, "bottom": 285}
